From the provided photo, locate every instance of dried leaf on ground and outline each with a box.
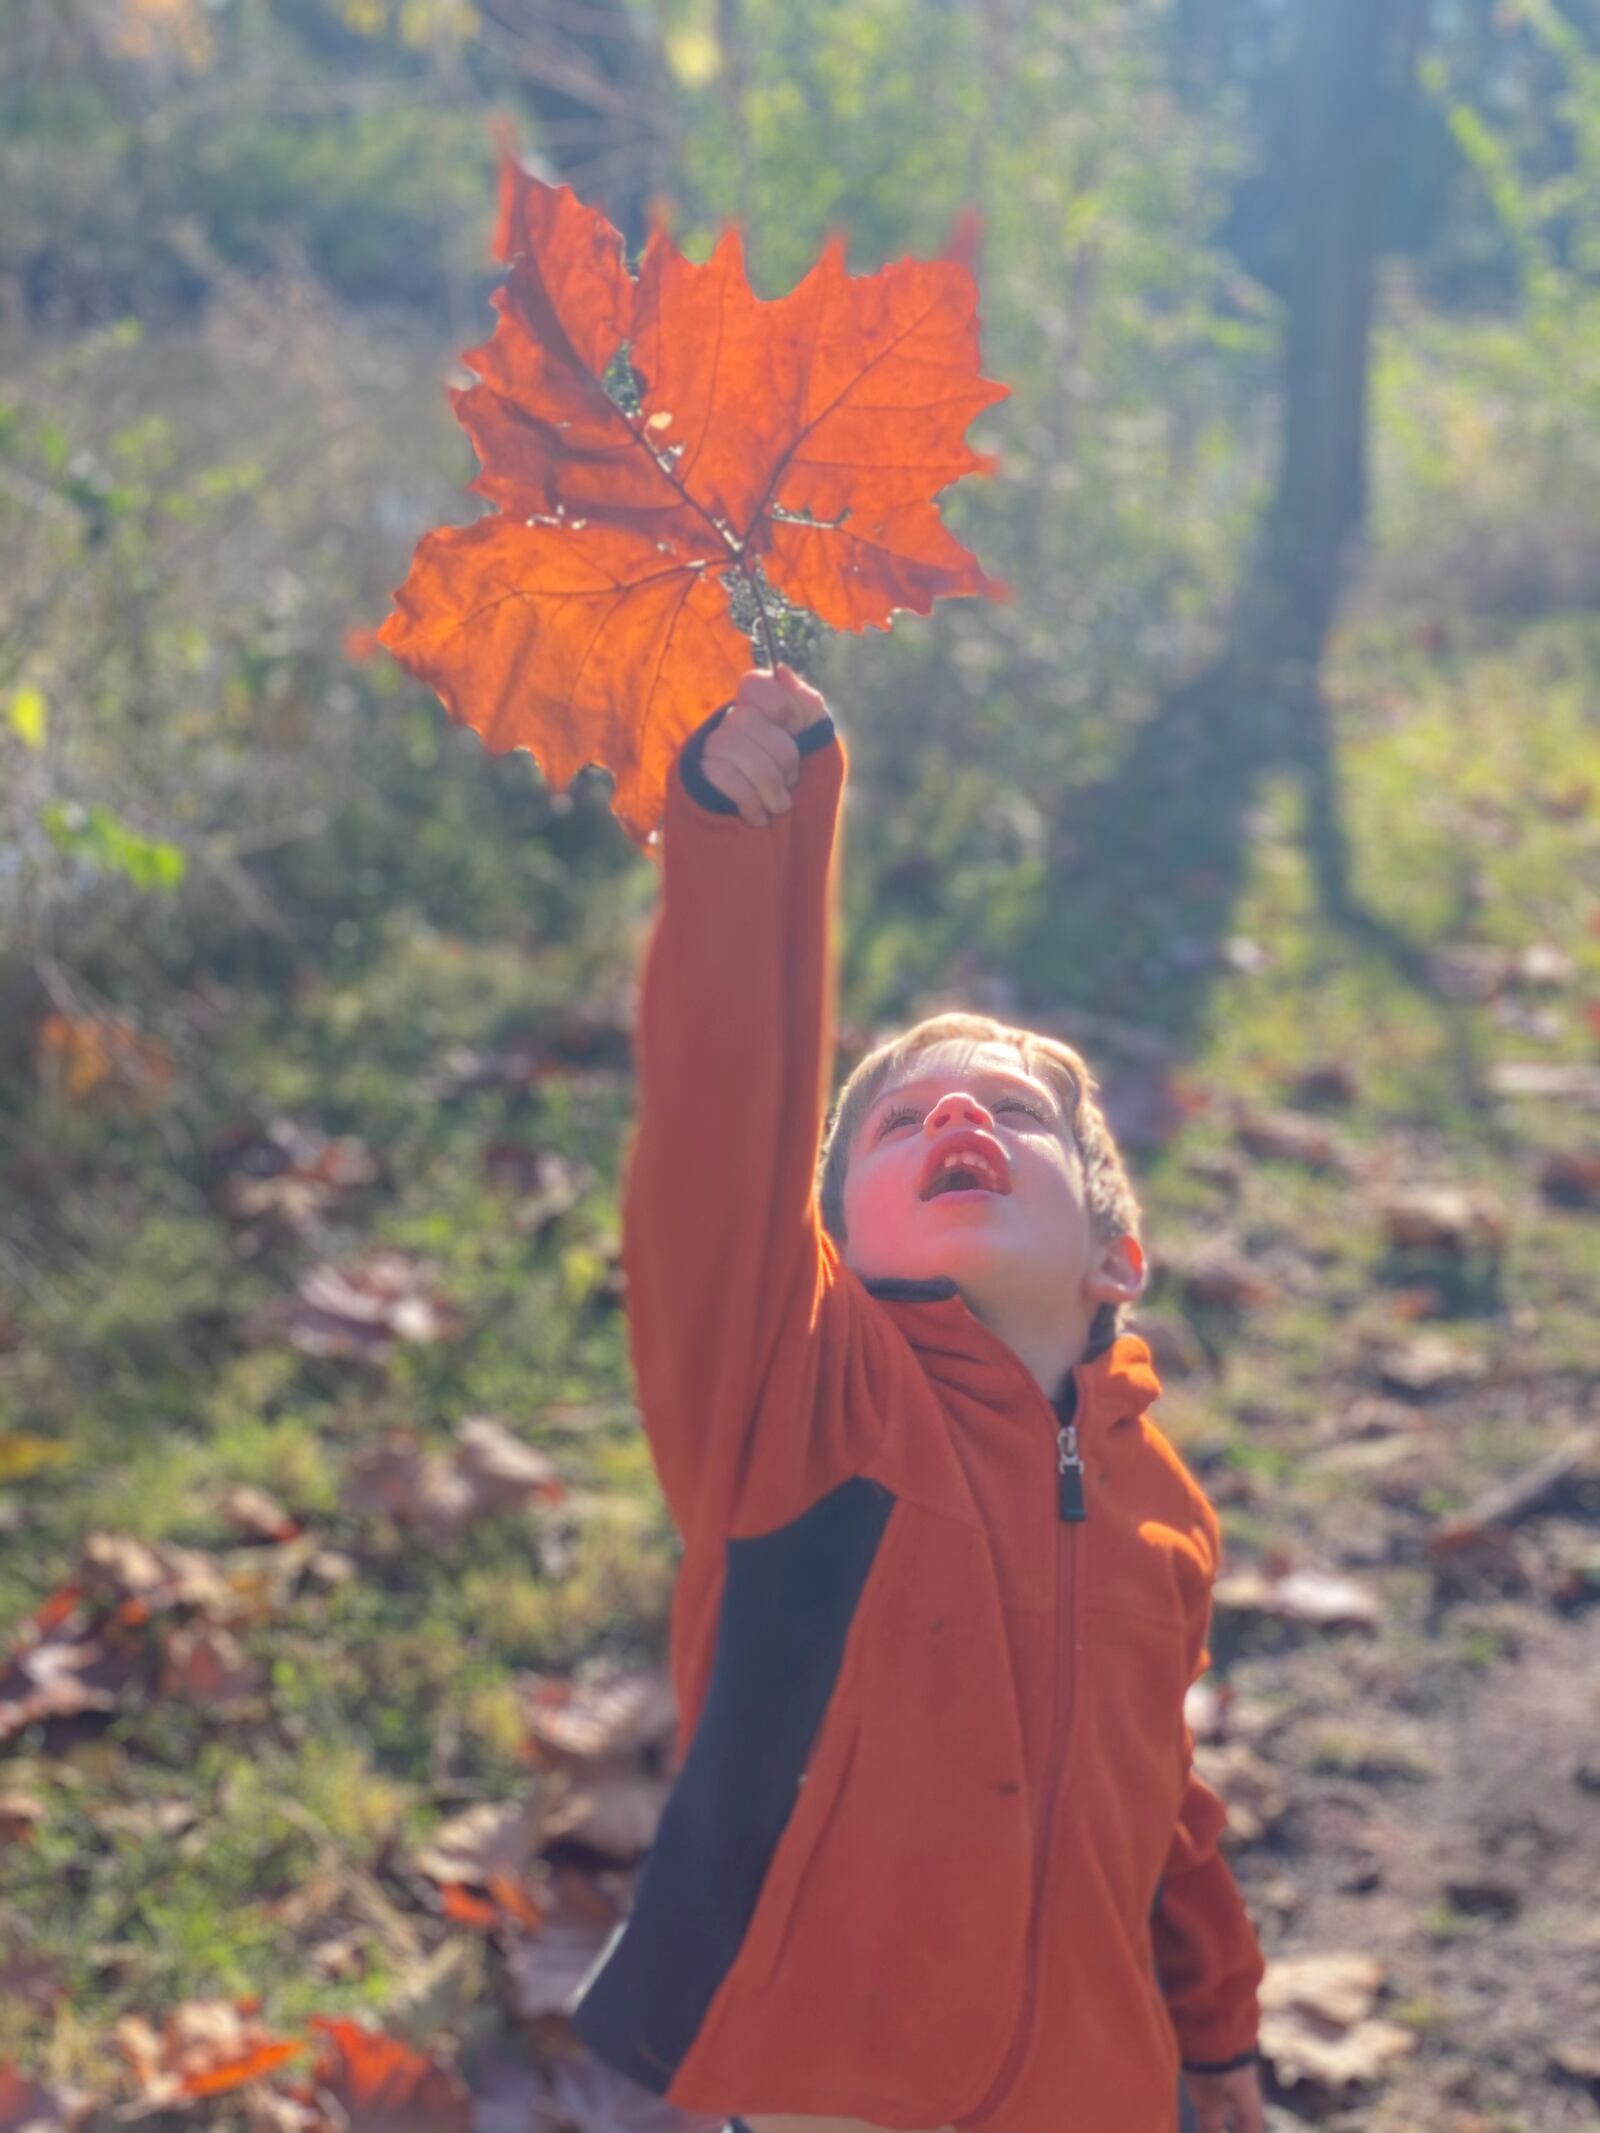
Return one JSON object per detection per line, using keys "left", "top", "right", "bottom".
{"left": 209, "top": 1119, "right": 380, "bottom": 1236}
{"left": 539, "top": 1764, "right": 673, "bottom": 1862}
{"left": 1213, "top": 1562, "right": 1382, "bottom": 1630}
{"left": 0, "top": 1530, "right": 285, "bottom": 1745}
{"left": 452, "top": 1417, "right": 567, "bottom": 1516}
{"left": 1426, "top": 1523, "right": 1533, "bottom": 1601}
{"left": 482, "top": 1146, "right": 591, "bottom": 1233}
{"left": 261, "top": 1252, "right": 465, "bottom": 1364}
{"left": 519, "top": 1664, "right": 678, "bottom": 1769}
{"left": 0, "top": 1582, "right": 145, "bottom": 1746}
{"left": 1257, "top": 1952, "right": 1417, "bottom": 2093}
{"left": 343, "top": 1419, "right": 566, "bottom": 1544}
{"left": 1377, "top": 1184, "right": 1508, "bottom": 1258}
{"left": 301, "top": 2018, "right": 471, "bottom": 2133}
{"left": 1162, "top": 1242, "right": 1277, "bottom": 1311}
{"left": 414, "top": 1800, "right": 549, "bottom": 1931}
{"left": 220, "top": 1485, "right": 303, "bottom": 1545}
{"left": 1098, "top": 1065, "right": 1211, "bottom": 1151}
{"left": 78, "top": 1533, "right": 240, "bottom": 1617}
{"left": 157, "top": 1622, "right": 266, "bottom": 1711}
{"left": 1233, "top": 1105, "right": 1352, "bottom": 1172}
{"left": 1377, "top": 1332, "right": 1489, "bottom": 1398}
{"left": 113, "top": 1999, "right": 306, "bottom": 2111}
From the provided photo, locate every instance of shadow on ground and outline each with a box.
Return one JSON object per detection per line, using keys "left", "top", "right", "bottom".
{"left": 1013, "top": 652, "right": 1430, "bottom": 1046}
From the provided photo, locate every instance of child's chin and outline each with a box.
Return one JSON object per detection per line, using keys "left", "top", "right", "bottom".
{"left": 921, "top": 1210, "right": 1012, "bottom": 1261}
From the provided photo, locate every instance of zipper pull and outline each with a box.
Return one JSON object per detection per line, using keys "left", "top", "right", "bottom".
{"left": 1057, "top": 1421, "right": 1086, "bottom": 1522}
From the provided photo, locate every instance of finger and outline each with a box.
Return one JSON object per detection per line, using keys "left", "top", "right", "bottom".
{"left": 701, "top": 753, "right": 779, "bottom": 829}
{"left": 731, "top": 707, "right": 803, "bottom": 786}
{"left": 734, "top": 669, "right": 819, "bottom": 734}
{"left": 775, "top": 661, "right": 828, "bottom": 718}
{"left": 709, "top": 723, "right": 794, "bottom": 816}
{"left": 735, "top": 735, "right": 796, "bottom": 815}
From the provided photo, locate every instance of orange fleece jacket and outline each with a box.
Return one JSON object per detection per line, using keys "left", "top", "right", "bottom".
{"left": 566, "top": 706, "right": 1266, "bottom": 2133}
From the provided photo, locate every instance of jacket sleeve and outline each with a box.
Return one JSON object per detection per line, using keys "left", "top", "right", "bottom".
{"left": 1152, "top": 1553, "right": 1267, "bottom": 2075}
{"left": 620, "top": 700, "right": 884, "bottom": 1551}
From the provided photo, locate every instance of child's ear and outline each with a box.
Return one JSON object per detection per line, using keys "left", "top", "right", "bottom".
{"left": 1083, "top": 1233, "right": 1145, "bottom": 1306}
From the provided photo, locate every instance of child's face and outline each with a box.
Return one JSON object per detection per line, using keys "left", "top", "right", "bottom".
{"left": 840, "top": 1038, "right": 1117, "bottom": 1323}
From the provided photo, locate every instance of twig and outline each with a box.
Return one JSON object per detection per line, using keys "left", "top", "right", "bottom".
{"left": 1431, "top": 1425, "right": 1600, "bottom": 1543}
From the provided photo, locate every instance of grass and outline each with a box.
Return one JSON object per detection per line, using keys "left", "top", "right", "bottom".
{"left": 2, "top": 599, "right": 1598, "bottom": 2086}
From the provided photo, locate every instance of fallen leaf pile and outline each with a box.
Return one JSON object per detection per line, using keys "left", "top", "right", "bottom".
{"left": 0, "top": 1537, "right": 260, "bottom": 1746}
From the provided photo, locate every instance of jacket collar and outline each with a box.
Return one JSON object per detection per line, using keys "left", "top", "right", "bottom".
{"left": 859, "top": 1275, "right": 1161, "bottom": 1436}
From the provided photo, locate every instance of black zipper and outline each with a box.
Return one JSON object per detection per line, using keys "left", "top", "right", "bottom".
{"left": 1058, "top": 1416, "right": 1086, "bottom": 1522}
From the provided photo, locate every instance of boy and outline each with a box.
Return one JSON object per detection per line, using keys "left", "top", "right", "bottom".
{"left": 568, "top": 666, "right": 1268, "bottom": 2133}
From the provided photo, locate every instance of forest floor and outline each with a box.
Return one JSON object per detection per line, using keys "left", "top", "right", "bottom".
{"left": 1, "top": 600, "right": 1598, "bottom": 2133}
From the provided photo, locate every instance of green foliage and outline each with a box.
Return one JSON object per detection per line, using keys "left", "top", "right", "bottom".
{"left": 41, "top": 802, "right": 187, "bottom": 891}
{"left": 2, "top": 0, "right": 1599, "bottom": 2096}
{"left": 1373, "top": 3, "right": 1600, "bottom": 604}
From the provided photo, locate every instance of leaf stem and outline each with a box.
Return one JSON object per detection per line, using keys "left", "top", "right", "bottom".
{"left": 739, "top": 563, "right": 781, "bottom": 670}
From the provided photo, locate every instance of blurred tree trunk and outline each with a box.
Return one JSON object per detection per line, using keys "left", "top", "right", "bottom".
{"left": 477, "top": 0, "right": 672, "bottom": 254}
{"left": 1234, "top": 0, "right": 1432, "bottom": 675}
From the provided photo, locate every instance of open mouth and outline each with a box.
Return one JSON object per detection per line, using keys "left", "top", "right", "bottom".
{"left": 919, "top": 1133, "right": 1012, "bottom": 1202}
{"left": 925, "top": 1164, "right": 1003, "bottom": 1198}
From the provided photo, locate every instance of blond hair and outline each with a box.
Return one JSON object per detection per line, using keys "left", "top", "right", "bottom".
{"left": 817, "top": 1011, "right": 1142, "bottom": 1357}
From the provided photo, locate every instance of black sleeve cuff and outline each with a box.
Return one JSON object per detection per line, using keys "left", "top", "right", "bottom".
{"left": 678, "top": 703, "right": 837, "bottom": 816}
{"left": 1180, "top": 2046, "right": 1259, "bottom": 2075}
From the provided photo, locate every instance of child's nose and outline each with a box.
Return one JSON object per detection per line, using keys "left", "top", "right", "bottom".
{"left": 926, "top": 1090, "right": 994, "bottom": 1133}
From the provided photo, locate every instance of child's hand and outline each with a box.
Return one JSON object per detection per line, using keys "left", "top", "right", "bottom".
{"left": 698, "top": 663, "right": 829, "bottom": 829}
{"left": 1181, "top": 2060, "right": 1266, "bottom": 2133}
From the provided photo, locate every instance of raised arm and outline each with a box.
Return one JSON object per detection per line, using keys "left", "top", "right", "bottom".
{"left": 621, "top": 665, "right": 878, "bottom": 1551}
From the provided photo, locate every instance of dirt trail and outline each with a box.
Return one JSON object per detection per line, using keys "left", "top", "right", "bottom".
{"left": 1224, "top": 1567, "right": 1600, "bottom": 2128}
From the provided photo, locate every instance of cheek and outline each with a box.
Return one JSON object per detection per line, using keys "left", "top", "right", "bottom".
{"left": 1022, "top": 1154, "right": 1093, "bottom": 1240}
{"left": 846, "top": 1151, "right": 912, "bottom": 1237}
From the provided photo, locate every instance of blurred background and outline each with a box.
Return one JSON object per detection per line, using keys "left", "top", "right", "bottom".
{"left": 2, "top": 2, "right": 1598, "bottom": 2127}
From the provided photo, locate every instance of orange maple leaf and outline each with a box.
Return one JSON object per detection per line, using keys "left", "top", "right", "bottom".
{"left": 378, "top": 158, "right": 1010, "bottom": 842}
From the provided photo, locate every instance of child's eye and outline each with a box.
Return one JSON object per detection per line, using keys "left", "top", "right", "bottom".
{"left": 878, "top": 1096, "right": 1046, "bottom": 1139}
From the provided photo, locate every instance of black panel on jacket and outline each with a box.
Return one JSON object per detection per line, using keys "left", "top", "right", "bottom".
{"left": 568, "top": 1471, "right": 896, "bottom": 2091}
